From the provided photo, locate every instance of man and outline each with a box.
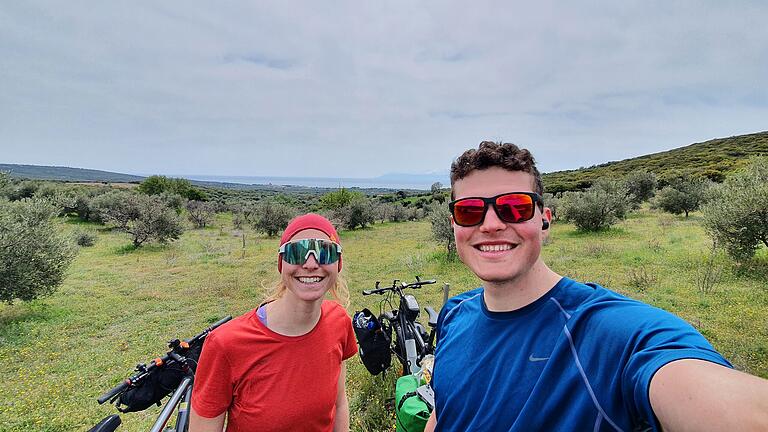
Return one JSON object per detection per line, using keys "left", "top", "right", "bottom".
{"left": 425, "top": 141, "right": 768, "bottom": 431}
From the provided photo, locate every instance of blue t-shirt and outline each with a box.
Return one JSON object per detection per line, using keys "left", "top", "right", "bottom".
{"left": 432, "top": 277, "right": 731, "bottom": 432}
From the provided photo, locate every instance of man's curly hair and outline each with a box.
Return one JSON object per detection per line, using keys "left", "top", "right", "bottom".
{"left": 450, "top": 141, "right": 543, "bottom": 199}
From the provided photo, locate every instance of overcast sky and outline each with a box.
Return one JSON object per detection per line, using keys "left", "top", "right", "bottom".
{"left": 1, "top": 1, "right": 767, "bottom": 178}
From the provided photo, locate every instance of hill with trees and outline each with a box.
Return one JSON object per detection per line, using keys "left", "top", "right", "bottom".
{"left": 0, "top": 164, "right": 145, "bottom": 183}
{"left": 542, "top": 131, "right": 768, "bottom": 193}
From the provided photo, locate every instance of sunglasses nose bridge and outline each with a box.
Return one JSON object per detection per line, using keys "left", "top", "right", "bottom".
{"left": 481, "top": 200, "right": 508, "bottom": 230}
{"left": 302, "top": 249, "right": 320, "bottom": 267}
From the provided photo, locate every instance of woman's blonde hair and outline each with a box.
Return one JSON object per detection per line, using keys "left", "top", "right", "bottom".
{"left": 263, "top": 274, "right": 350, "bottom": 308}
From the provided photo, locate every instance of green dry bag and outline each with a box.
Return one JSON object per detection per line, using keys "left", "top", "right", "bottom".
{"left": 395, "top": 375, "right": 431, "bottom": 432}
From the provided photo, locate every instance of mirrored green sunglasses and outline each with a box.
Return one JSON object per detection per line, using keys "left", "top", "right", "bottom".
{"left": 279, "top": 238, "right": 342, "bottom": 266}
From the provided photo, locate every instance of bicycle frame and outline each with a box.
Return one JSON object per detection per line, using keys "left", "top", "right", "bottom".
{"left": 364, "top": 278, "right": 438, "bottom": 375}
{"left": 150, "top": 376, "right": 193, "bottom": 432}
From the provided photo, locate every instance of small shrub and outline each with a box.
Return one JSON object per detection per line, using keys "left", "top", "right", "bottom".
{"left": 626, "top": 266, "right": 657, "bottom": 291}
{"left": 695, "top": 241, "right": 724, "bottom": 294}
{"left": 647, "top": 239, "right": 663, "bottom": 253}
{"left": 583, "top": 243, "right": 609, "bottom": 257}
{"left": 74, "top": 231, "right": 97, "bottom": 247}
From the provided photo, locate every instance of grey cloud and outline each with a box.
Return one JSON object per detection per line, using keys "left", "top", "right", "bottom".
{"left": 1, "top": 1, "right": 767, "bottom": 177}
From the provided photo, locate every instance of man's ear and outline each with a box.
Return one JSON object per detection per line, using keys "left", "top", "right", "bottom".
{"left": 541, "top": 207, "right": 553, "bottom": 232}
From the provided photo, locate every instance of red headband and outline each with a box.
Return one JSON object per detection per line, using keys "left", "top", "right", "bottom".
{"left": 278, "top": 213, "right": 342, "bottom": 272}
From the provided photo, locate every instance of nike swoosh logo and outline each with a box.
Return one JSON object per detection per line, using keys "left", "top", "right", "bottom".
{"left": 528, "top": 354, "right": 550, "bottom": 362}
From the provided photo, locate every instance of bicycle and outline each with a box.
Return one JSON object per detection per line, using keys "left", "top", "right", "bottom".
{"left": 362, "top": 276, "right": 439, "bottom": 376}
{"left": 89, "top": 316, "right": 232, "bottom": 432}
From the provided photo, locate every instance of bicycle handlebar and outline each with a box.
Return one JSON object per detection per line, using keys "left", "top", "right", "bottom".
{"left": 97, "top": 316, "right": 232, "bottom": 404}
{"left": 97, "top": 380, "right": 130, "bottom": 405}
{"left": 362, "top": 278, "right": 437, "bottom": 295}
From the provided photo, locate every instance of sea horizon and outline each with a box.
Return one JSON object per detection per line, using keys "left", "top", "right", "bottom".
{"left": 175, "top": 174, "right": 450, "bottom": 191}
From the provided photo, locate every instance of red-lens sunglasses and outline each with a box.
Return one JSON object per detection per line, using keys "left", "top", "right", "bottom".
{"left": 448, "top": 192, "right": 543, "bottom": 227}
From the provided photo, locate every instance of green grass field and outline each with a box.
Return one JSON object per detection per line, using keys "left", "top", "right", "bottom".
{"left": 1, "top": 209, "right": 766, "bottom": 431}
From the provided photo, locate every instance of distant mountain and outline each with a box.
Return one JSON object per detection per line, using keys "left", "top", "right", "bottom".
{"left": 542, "top": 131, "right": 768, "bottom": 193}
{"left": 0, "top": 164, "right": 145, "bottom": 183}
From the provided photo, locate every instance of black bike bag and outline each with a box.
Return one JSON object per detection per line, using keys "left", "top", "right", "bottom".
{"left": 353, "top": 308, "right": 391, "bottom": 375}
{"left": 116, "top": 343, "right": 202, "bottom": 413}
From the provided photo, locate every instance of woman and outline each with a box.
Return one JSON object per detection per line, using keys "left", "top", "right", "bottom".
{"left": 190, "top": 214, "right": 357, "bottom": 432}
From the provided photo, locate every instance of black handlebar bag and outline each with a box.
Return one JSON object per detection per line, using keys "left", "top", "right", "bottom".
{"left": 117, "top": 343, "right": 202, "bottom": 412}
{"left": 353, "top": 308, "right": 392, "bottom": 375}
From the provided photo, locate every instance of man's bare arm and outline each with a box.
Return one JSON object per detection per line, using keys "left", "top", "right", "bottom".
{"left": 424, "top": 410, "right": 437, "bottom": 432}
{"left": 650, "top": 359, "right": 768, "bottom": 432}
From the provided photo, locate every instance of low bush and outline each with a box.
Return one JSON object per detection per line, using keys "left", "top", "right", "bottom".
{"left": 74, "top": 231, "right": 97, "bottom": 247}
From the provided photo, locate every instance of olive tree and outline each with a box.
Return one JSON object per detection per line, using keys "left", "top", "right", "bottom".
{"left": 653, "top": 175, "right": 710, "bottom": 217}
{"left": 92, "top": 190, "right": 140, "bottom": 229}
{"left": 0, "top": 171, "right": 10, "bottom": 197}
{"left": 429, "top": 203, "right": 455, "bottom": 259}
{"left": 100, "top": 193, "right": 184, "bottom": 247}
{"left": 702, "top": 158, "right": 768, "bottom": 261}
{"left": 252, "top": 200, "right": 296, "bottom": 237}
{"left": 320, "top": 188, "right": 363, "bottom": 211}
{"left": 624, "top": 170, "right": 657, "bottom": 206}
{"left": 336, "top": 197, "right": 375, "bottom": 230}
{"left": 186, "top": 200, "right": 216, "bottom": 228}
{"left": 0, "top": 199, "right": 75, "bottom": 303}
{"left": 559, "top": 178, "right": 631, "bottom": 231}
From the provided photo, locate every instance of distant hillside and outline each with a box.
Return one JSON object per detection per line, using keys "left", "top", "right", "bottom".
{"left": 0, "top": 164, "right": 145, "bottom": 183}
{"left": 0, "top": 164, "right": 410, "bottom": 194}
{"left": 542, "top": 131, "right": 768, "bottom": 193}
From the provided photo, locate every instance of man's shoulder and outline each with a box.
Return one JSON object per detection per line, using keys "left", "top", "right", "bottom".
{"left": 568, "top": 282, "right": 698, "bottom": 337}
{"left": 440, "top": 287, "right": 484, "bottom": 321}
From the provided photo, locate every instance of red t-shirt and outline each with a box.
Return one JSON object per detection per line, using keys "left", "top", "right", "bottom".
{"left": 191, "top": 301, "right": 358, "bottom": 432}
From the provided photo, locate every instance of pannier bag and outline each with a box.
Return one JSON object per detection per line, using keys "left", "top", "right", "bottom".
{"left": 116, "top": 343, "right": 202, "bottom": 412}
{"left": 395, "top": 374, "right": 431, "bottom": 432}
{"left": 353, "top": 308, "right": 391, "bottom": 375}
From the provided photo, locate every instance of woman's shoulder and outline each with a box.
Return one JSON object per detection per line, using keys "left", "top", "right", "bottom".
{"left": 321, "top": 300, "right": 352, "bottom": 323}
{"left": 207, "top": 309, "right": 260, "bottom": 344}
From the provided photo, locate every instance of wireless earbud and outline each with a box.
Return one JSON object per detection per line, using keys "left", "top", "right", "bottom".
{"left": 542, "top": 220, "right": 550, "bottom": 230}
